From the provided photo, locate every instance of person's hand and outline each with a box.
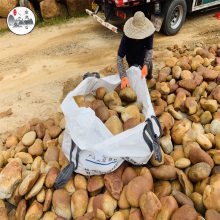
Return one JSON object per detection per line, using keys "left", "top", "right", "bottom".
{"left": 141, "top": 64, "right": 148, "bottom": 79}
{"left": 121, "top": 77, "right": 130, "bottom": 89}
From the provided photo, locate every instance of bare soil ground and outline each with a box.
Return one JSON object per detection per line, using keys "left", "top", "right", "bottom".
{"left": 0, "top": 9, "right": 219, "bottom": 135}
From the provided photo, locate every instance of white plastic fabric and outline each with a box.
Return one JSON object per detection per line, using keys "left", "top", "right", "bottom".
{"left": 61, "top": 67, "right": 159, "bottom": 176}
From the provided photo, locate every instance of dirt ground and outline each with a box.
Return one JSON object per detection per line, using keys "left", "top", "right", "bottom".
{"left": 0, "top": 9, "right": 219, "bottom": 135}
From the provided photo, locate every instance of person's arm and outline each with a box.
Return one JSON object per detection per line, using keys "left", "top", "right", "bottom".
{"left": 142, "top": 34, "right": 154, "bottom": 79}
{"left": 144, "top": 34, "right": 154, "bottom": 67}
{"left": 117, "top": 36, "right": 127, "bottom": 79}
{"left": 117, "top": 55, "right": 127, "bottom": 79}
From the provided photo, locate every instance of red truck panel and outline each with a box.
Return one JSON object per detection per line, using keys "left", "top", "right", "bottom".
{"left": 112, "top": 0, "right": 145, "bottom": 7}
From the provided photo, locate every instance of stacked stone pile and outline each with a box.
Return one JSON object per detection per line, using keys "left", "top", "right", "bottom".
{"left": 0, "top": 44, "right": 220, "bottom": 219}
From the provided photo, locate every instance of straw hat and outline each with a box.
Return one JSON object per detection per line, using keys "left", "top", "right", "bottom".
{"left": 124, "top": 11, "right": 155, "bottom": 39}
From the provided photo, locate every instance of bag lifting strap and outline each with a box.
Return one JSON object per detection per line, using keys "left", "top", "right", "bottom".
{"left": 142, "top": 116, "right": 162, "bottom": 162}
{"left": 54, "top": 140, "right": 80, "bottom": 189}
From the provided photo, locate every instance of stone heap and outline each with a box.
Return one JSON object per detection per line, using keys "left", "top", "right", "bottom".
{"left": 0, "top": 0, "right": 93, "bottom": 28}
{"left": 0, "top": 43, "right": 220, "bottom": 220}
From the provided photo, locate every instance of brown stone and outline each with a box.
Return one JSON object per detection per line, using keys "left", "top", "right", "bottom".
{"left": 126, "top": 176, "right": 152, "bottom": 207}
{"left": 170, "top": 180, "right": 181, "bottom": 193}
{"left": 34, "top": 123, "right": 46, "bottom": 139}
{"left": 160, "top": 134, "right": 173, "bottom": 154}
{"left": 150, "top": 90, "right": 161, "bottom": 101}
{"left": 200, "top": 111, "right": 212, "bottom": 125}
{"left": 111, "top": 211, "right": 126, "bottom": 220}
{"left": 185, "top": 97, "right": 198, "bottom": 115}
{"left": 129, "top": 208, "right": 143, "bottom": 220}
{"left": 15, "top": 152, "right": 33, "bottom": 164}
{"left": 25, "top": 174, "right": 46, "bottom": 200}
{"left": 43, "top": 131, "right": 51, "bottom": 149}
{"left": 42, "top": 211, "right": 57, "bottom": 220}
{"left": 74, "top": 174, "right": 87, "bottom": 190}
{"left": 175, "top": 158, "right": 191, "bottom": 169}
{"left": 150, "top": 147, "right": 165, "bottom": 167}
{"left": 19, "top": 171, "right": 40, "bottom": 196}
{"left": 16, "top": 124, "right": 31, "bottom": 141}
{"left": 16, "top": 199, "right": 26, "bottom": 220}
{"left": 139, "top": 167, "right": 154, "bottom": 189}
{"left": 174, "top": 91, "right": 186, "bottom": 110}
{"left": 104, "top": 164, "right": 126, "bottom": 200}
{"left": 154, "top": 181, "right": 172, "bottom": 199}
{"left": 164, "top": 154, "right": 175, "bottom": 167}
{"left": 189, "top": 146, "right": 214, "bottom": 168}
{"left": 29, "top": 118, "right": 42, "bottom": 127}
{"left": 37, "top": 188, "right": 46, "bottom": 203}
{"left": 8, "top": 183, "right": 22, "bottom": 206}
{"left": 59, "top": 150, "right": 69, "bottom": 168}
{"left": 0, "top": 18, "right": 7, "bottom": 30}
{"left": 45, "top": 167, "right": 60, "bottom": 188}
{"left": 213, "top": 112, "right": 220, "bottom": 120}
{"left": 213, "top": 152, "right": 220, "bottom": 165}
{"left": 171, "top": 205, "right": 198, "bottom": 220}
{"left": 87, "top": 176, "right": 104, "bottom": 193}
{"left": 172, "top": 190, "right": 194, "bottom": 207}
{"left": 43, "top": 189, "right": 53, "bottom": 212}
{"left": 196, "top": 134, "right": 212, "bottom": 150}
{"left": 28, "top": 139, "right": 44, "bottom": 156}
{"left": 25, "top": 200, "right": 43, "bottom": 220}
{"left": 0, "top": 0, "right": 18, "bottom": 17}
{"left": 44, "top": 118, "right": 55, "bottom": 129}
{"left": 176, "top": 170, "right": 193, "bottom": 196}
{"left": 205, "top": 209, "right": 220, "bottom": 220}
{"left": 40, "top": 0, "right": 68, "bottom": 20}
{"left": 105, "top": 115, "right": 123, "bottom": 135}
{"left": 166, "top": 57, "right": 178, "bottom": 67}
{"left": 71, "top": 190, "right": 88, "bottom": 219}
{"left": 178, "top": 78, "right": 198, "bottom": 92}
{"left": 171, "top": 119, "right": 191, "bottom": 145}
{"left": 156, "top": 196, "right": 178, "bottom": 220}
{"left": 188, "top": 162, "right": 211, "bottom": 182}
{"left": 31, "top": 156, "right": 42, "bottom": 172}
{"left": 212, "top": 166, "right": 220, "bottom": 175}
{"left": 190, "top": 192, "right": 205, "bottom": 215}
{"left": 44, "top": 146, "right": 59, "bottom": 163}
{"left": 48, "top": 126, "right": 62, "bottom": 139}
{"left": 203, "top": 185, "right": 220, "bottom": 212}
{"left": 200, "top": 99, "right": 218, "bottom": 113}
{"left": 159, "top": 112, "right": 174, "bottom": 135}
{"left": 171, "top": 146, "right": 184, "bottom": 162}
{"left": 121, "top": 167, "right": 137, "bottom": 186}
{"left": 21, "top": 131, "right": 36, "bottom": 146}
{"left": 118, "top": 185, "right": 130, "bottom": 209}
{"left": 172, "top": 65, "right": 181, "bottom": 79}
{"left": 147, "top": 78, "right": 156, "bottom": 89}
{"left": 150, "top": 165, "right": 177, "bottom": 180}
{"left": 64, "top": 178, "right": 75, "bottom": 195}
{"left": 5, "top": 135, "right": 18, "bottom": 148}
{"left": 93, "top": 193, "right": 117, "bottom": 218}
{"left": 52, "top": 189, "right": 71, "bottom": 219}
{"left": 0, "top": 160, "right": 22, "bottom": 199}
{"left": 140, "top": 192, "right": 161, "bottom": 220}
{"left": 66, "top": 0, "right": 92, "bottom": 16}
{"left": 195, "top": 177, "right": 210, "bottom": 195}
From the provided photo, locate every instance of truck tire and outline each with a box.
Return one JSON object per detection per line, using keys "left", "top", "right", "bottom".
{"left": 161, "top": 0, "right": 187, "bottom": 36}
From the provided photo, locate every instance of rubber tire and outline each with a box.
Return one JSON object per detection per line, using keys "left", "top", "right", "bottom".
{"left": 161, "top": 0, "right": 187, "bottom": 36}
